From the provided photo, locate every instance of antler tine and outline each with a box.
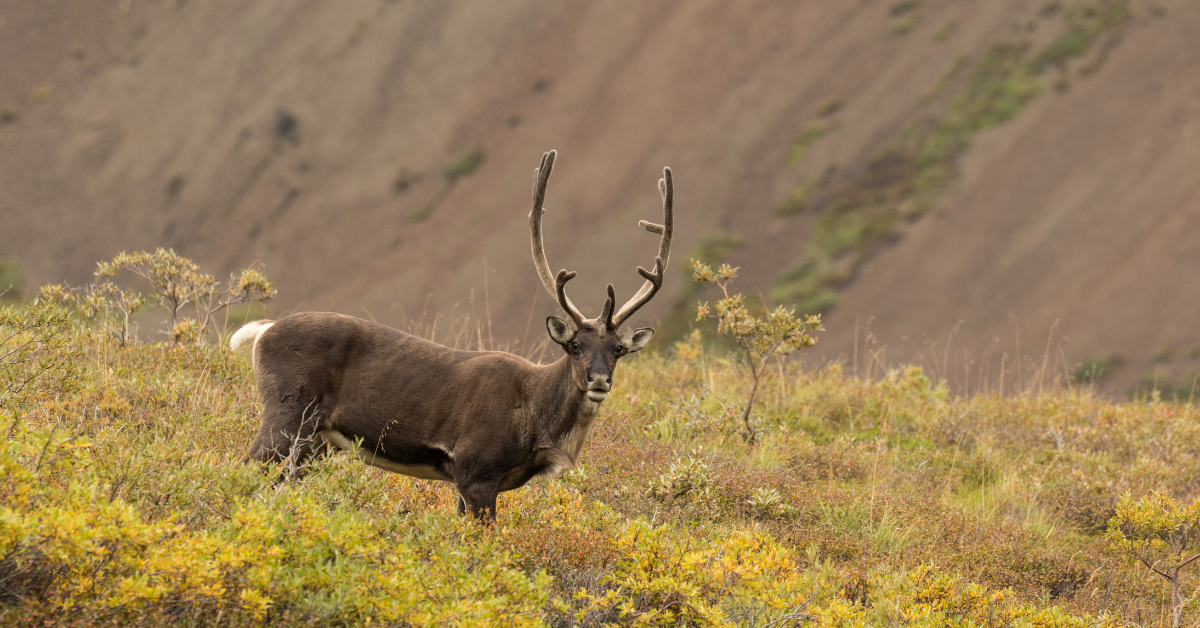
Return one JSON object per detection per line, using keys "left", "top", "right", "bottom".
{"left": 601, "top": 284, "right": 616, "bottom": 331}
{"left": 555, "top": 270, "right": 586, "bottom": 328}
{"left": 529, "top": 150, "right": 586, "bottom": 324}
{"left": 610, "top": 257, "right": 664, "bottom": 329}
{"left": 611, "top": 167, "right": 673, "bottom": 328}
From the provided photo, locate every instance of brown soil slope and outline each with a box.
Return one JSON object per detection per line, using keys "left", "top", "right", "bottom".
{"left": 0, "top": 0, "right": 1195, "bottom": 395}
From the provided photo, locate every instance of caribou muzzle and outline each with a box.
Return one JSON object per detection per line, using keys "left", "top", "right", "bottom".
{"left": 586, "top": 373, "right": 612, "bottom": 402}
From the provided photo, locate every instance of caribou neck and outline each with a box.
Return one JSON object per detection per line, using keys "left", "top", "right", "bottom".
{"left": 534, "top": 356, "right": 602, "bottom": 453}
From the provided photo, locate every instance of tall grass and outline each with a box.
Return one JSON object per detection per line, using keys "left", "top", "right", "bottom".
{"left": 844, "top": 315, "right": 1082, "bottom": 398}
{"left": 2, "top": 299, "right": 1193, "bottom": 625}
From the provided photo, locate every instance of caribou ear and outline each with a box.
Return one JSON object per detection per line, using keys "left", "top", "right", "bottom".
{"left": 620, "top": 327, "right": 655, "bottom": 353}
{"left": 546, "top": 316, "right": 576, "bottom": 345}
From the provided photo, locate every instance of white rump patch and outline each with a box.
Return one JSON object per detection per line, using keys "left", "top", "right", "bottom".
{"left": 229, "top": 320, "right": 275, "bottom": 352}
{"left": 229, "top": 320, "right": 275, "bottom": 368}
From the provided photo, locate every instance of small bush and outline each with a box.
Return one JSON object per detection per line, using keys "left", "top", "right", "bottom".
{"left": 410, "top": 206, "right": 433, "bottom": 222}
{"left": 1129, "top": 369, "right": 1200, "bottom": 402}
{"left": 1029, "top": 1, "right": 1131, "bottom": 73}
{"left": 694, "top": 260, "right": 822, "bottom": 442}
{"left": 933, "top": 20, "right": 956, "bottom": 42}
{"left": 746, "top": 486, "right": 795, "bottom": 518}
{"left": 891, "top": 16, "right": 916, "bottom": 35}
{"left": 0, "top": 300, "right": 81, "bottom": 412}
{"left": 1108, "top": 492, "right": 1200, "bottom": 627}
{"left": 392, "top": 167, "right": 423, "bottom": 194}
{"left": 817, "top": 99, "right": 843, "bottom": 117}
{"left": 41, "top": 249, "right": 275, "bottom": 345}
{"left": 647, "top": 450, "right": 713, "bottom": 501}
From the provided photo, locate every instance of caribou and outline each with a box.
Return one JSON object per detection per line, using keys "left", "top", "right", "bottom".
{"left": 230, "top": 150, "right": 673, "bottom": 520}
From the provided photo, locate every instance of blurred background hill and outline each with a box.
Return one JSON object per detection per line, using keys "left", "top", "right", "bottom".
{"left": 1, "top": 0, "right": 1197, "bottom": 396}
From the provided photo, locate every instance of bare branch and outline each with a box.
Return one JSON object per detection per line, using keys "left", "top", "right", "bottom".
{"left": 1179, "top": 552, "right": 1200, "bottom": 570}
{"left": 1137, "top": 554, "right": 1174, "bottom": 581}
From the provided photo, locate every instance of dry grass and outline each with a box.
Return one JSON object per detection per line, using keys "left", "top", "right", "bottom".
{"left": 1, "top": 299, "right": 1194, "bottom": 625}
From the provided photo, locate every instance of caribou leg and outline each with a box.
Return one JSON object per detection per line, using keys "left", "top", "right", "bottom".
{"left": 455, "top": 477, "right": 500, "bottom": 522}
{"left": 244, "top": 397, "right": 325, "bottom": 474}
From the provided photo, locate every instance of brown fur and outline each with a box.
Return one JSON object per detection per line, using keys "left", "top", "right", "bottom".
{"left": 242, "top": 311, "right": 650, "bottom": 519}
{"left": 241, "top": 150, "right": 668, "bottom": 521}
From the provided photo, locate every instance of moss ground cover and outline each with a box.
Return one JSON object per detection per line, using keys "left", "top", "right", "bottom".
{"left": 3, "top": 296, "right": 1197, "bottom": 626}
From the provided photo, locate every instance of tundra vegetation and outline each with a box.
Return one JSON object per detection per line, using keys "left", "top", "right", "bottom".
{"left": 691, "top": 260, "right": 822, "bottom": 444}
{"left": 771, "top": 0, "right": 1132, "bottom": 315}
{"left": 4, "top": 252, "right": 1200, "bottom": 627}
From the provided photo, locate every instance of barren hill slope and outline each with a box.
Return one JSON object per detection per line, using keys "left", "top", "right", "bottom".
{"left": 0, "top": 0, "right": 1195, "bottom": 395}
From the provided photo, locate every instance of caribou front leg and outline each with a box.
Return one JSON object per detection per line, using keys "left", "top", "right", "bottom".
{"left": 454, "top": 474, "right": 501, "bottom": 522}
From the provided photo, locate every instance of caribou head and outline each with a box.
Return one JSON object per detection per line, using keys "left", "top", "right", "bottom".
{"left": 529, "top": 150, "right": 672, "bottom": 403}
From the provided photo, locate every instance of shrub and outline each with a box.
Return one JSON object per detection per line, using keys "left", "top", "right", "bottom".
{"left": 776, "top": 179, "right": 813, "bottom": 216}
{"left": 0, "top": 432, "right": 551, "bottom": 626}
{"left": 0, "top": 271, "right": 1182, "bottom": 626}
{"left": 1107, "top": 492, "right": 1200, "bottom": 628}
{"left": 746, "top": 487, "right": 795, "bottom": 518}
{"left": 786, "top": 120, "right": 835, "bottom": 165}
{"left": 41, "top": 249, "right": 275, "bottom": 345}
{"left": 647, "top": 449, "right": 713, "bottom": 502}
{"left": 0, "top": 299, "right": 81, "bottom": 414}
{"left": 1029, "top": 1, "right": 1131, "bottom": 73}
{"left": 693, "top": 260, "right": 822, "bottom": 443}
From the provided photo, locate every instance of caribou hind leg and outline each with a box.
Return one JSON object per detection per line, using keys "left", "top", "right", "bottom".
{"left": 244, "top": 396, "right": 327, "bottom": 479}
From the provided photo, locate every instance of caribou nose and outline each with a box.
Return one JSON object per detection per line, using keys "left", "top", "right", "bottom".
{"left": 586, "top": 373, "right": 611, "bottom": 402}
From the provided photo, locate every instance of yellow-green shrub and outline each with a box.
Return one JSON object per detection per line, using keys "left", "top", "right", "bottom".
{"left": 0, "top": 296, "right": 1177, "bottom": 626}
{"left": 1, "top": 430, "right": 549, "bottom": 627}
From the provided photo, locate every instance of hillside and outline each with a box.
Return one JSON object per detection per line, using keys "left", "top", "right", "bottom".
{"left": 1, "top": 0, "right": 1198, "bottom": 395}
{"left": 4, "top": 299, "right": 1199, "bottom": 625}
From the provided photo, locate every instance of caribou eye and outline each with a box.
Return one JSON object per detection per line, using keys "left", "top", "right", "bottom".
{"left": 569, "top": 341, "right": 579, "bottom": 352}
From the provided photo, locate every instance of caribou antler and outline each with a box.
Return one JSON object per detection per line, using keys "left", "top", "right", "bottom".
{"left": 600, "top": 284, "right": 617, "bottom": 331}
{"left": 610, "top": 167, "right": 673, "bottom": 328}
{"left": 529, "top": 150, "right": 587, "bottom": 326}
{"left": 530, "top": 152, "right": 673, "bottom": 330}
{"left": 554, "top": 269, "right": 586, "bottom": 328}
